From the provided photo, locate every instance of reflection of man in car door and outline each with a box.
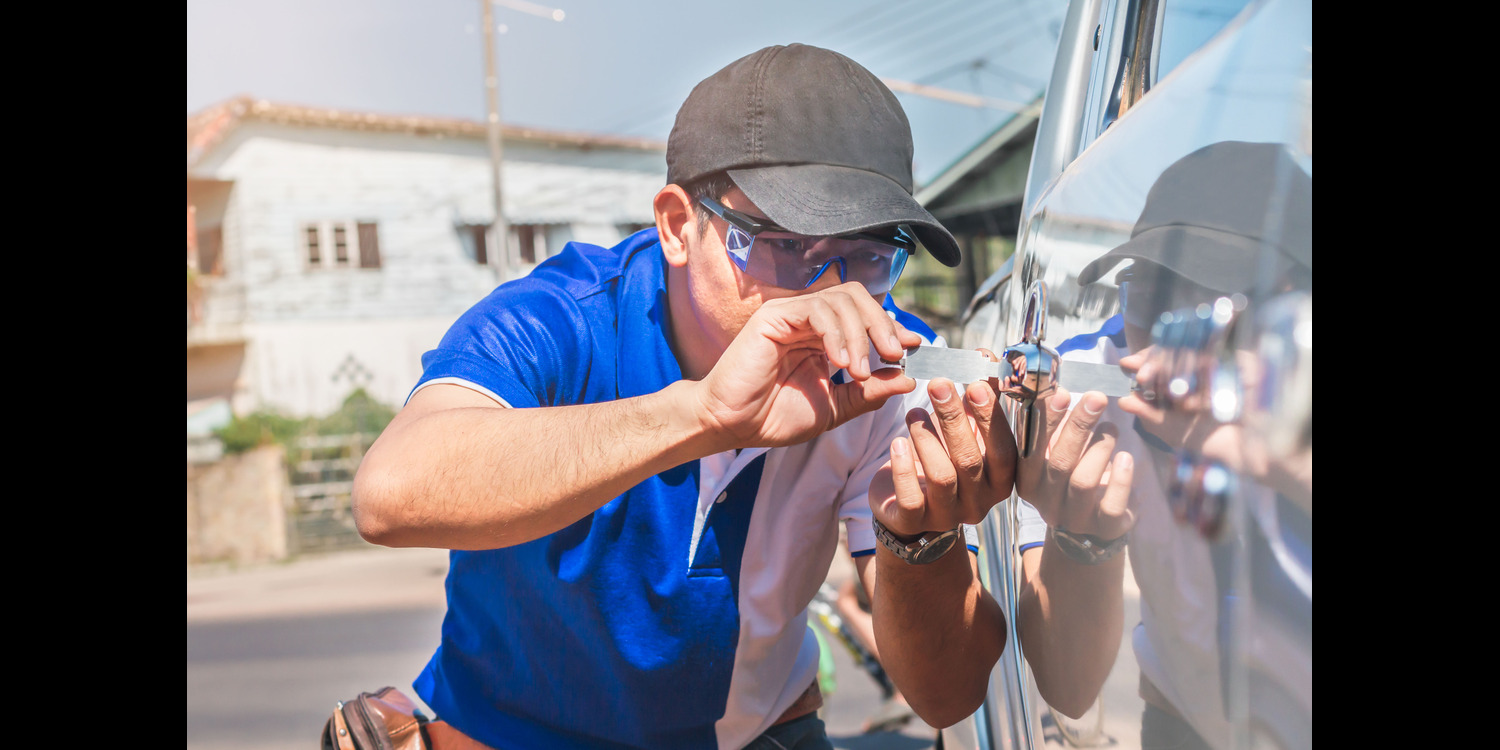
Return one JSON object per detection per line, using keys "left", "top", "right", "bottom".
{"left": 1066, "top": 140, "right": 1312, "bottom": 749}
{"left": 874, "top": 139, "right": 1310, "bottom": 748}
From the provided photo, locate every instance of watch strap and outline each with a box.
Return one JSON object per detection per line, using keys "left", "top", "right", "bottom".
{"left": 1048, "top": 526, "right": 1127, "bottom": 565}
{"left": 873, "top": 518, "right": 962, "bottom": 565}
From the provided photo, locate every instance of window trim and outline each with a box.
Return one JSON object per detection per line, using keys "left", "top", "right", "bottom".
{"left": 303, "top": 220, "right": 382, "bottom": 271}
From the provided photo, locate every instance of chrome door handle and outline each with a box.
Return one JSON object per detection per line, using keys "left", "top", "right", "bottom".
{"left": 1003, "top": 280, "right": 1061, "bottom": 459}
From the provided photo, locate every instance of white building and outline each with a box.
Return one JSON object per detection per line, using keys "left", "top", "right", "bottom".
{"left": 186, "top": 96, "right": 667, "bottom": 428}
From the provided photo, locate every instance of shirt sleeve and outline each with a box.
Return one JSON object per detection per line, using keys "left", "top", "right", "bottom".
{"left": 409, "top": 279, "right": 593, "bottom": 410}
{"left": 841, "top": 327, "right": 946, "bottom": 557}
{"left": 840, "top": 390, "right": 925, "bottom": 557}
{"left": 1016, "top": 498, "right": 1047, "bottom": 553}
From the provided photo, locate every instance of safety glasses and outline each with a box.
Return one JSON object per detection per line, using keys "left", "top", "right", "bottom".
{"left": 698, "top": 196, "right": 913, "bottom": 294}
{"left": 1116, "top": 263, "right": 1227, "bottom": 329}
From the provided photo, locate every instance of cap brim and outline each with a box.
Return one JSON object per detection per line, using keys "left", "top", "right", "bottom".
{"left": 728, "top": 163, "right": 961, "bottom": 268}
{"left": 1077, "top": 224, "right": 1292, "bottom": 290}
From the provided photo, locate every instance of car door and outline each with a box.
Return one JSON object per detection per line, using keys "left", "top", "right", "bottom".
{"left": 946, "top": 0, "right": 1310, "bottom": 748}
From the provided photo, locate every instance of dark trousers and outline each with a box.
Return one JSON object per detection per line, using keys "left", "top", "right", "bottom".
{"left": 1141, "top": 703, "right": 1213, "bottom": 750}
{"left": 743, "top": 712, "right": 834, "bottom": 750}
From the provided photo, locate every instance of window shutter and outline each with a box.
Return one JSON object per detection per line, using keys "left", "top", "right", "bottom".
{"left": 306, "top": 225, "right": 322, "bottom": 266}
{"left": 517, "top": 225, "right": 537, "bottom": 264}
{"left": 473, "top": 225, "right": 488, "bottom": 265}
{"left": 200, "top": 226, "right": 225, "bottom": 275}
{"left": 358, "top": 222, "right": 382, "bottom": 269}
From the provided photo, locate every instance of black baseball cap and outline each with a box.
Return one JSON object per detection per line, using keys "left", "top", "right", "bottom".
{"left": 667, "top": 44, "right": 962, "bottom": 268}
{"left": 1077, "top": 141, "right": 1312, "bottom": 291}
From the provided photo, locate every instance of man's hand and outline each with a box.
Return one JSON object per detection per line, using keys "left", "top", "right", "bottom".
{"left": 1016, "top": 388, "right": 1134, "bottom": 541}
{"left": 693, "top": 282, "right": 924, "bottom": 450}
{"left": 870, "top": 350, "right": 1018, "bottom": 538}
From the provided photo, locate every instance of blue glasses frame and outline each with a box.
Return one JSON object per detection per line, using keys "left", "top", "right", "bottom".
{"left": 697, "top": 196, "right": 913, "bottom": 293}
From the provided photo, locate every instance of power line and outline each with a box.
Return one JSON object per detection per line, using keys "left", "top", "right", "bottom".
{"left": 823, "top": 0, "right": 977, "bottom": 56}
{"left": 846, "top": 1, "right": 1006, "bottom": 62}
{"left": 916, "top": 56, "right": 1041, "bottom": 96}
{"left": 884, "top": 4, "right": 1063, "bottom": 83}
{"left": 874, "top": 1, "right": 1051, "bottom": 72}
{"left": 813, "top": 0, "right": 937, "bottom": 44}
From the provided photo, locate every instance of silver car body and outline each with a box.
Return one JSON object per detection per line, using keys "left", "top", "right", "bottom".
{"left": 944, "top": 0, "right": 1310, "bottom": 748}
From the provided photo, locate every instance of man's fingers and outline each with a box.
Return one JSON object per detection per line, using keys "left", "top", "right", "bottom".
{"left": 1036, "top": 388, "right": 1073, "bottom": 458}
{"left": 877, "top": 438, "right": 929, "bottom": 536}
{"left": 1046, "top": 390, "right": 1107, "bottom": 477}
{"left": 828, "top": 368, "right": 916, "bottom": 429}
{"left": 906, "top": 408, "right": 958, "bottom": 516}
{"left": 1061, "top": 423, "right": 1117, "bottom": 528}
{"left": 843, "top": 284, "right": 916, "bottom": 364}
{"left": 1070, "top": 424, "right": 1117, "bottom": 491}
{"left": 927, "top": 379, "right": 986, "bottom": 488}
{"left": 801, "top": 296, "right": 853, "bottom": 370}
{"left": 819, "top": 288, "right": 874, "bottom": 379}
{"left": 1096, "top": 451, "right": 1135, "bottom": 538}
{"left": 968, "top": 351, "right": 1017, "bottom": 481}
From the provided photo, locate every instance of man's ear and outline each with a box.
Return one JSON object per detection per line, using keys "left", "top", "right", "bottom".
{"left": 654, "top": 184, "right": 695, "bottom": 268}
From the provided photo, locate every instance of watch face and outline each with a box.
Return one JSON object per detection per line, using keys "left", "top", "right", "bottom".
{"left": 912, "top": 530, "right": 960, "bottom": 564}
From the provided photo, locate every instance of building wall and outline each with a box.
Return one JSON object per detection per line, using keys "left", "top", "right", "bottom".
{"left": 189, "top": 122, "right": 667, "bottom": 417}
{"left": 247, "top": 316, "right": 466, "bottom": 416}
{"left": 187, "top": 444, "right": 290, "bottom": 565}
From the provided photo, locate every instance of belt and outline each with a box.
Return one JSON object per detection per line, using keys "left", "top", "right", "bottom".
{"left": 424, "top": 680, "right": 823, "bottom": 749}
{"left": 1138, "top": 673, "right": 1185, "bottom": 721}
{"left": 423, "top": 720, "right": 494, "bottom": 750}
{"left": 772, "top": 679, "right": 824, "bottom": 726}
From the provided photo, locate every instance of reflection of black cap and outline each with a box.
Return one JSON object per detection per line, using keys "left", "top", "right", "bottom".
{"left": 666, "top": 44, "right": 961, "bottom": 267}
{"left": 1077, "top": 141, "right": 1311, "bottom": 290}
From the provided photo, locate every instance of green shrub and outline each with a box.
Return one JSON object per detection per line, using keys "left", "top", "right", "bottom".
{"left": 214, "top": 411, "right": 308, "bottom": 455}
{"left": 212, "top": 389, "right": 396, "bottom": 455}
{"left": 313, "top": 388, "right": 396, "bottom": 436}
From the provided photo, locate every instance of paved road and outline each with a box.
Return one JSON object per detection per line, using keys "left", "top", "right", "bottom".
{"left": 187, "top": 545, "right": 935, "bottom": 749}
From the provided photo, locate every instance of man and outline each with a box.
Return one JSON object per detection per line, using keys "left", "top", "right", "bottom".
{"left": 353, "top": 43, "right": 1118, "bottom": 750}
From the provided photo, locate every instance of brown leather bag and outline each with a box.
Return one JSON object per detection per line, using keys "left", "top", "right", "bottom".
{"left": 321, "top": 686, "right": 431, "bottom": 750}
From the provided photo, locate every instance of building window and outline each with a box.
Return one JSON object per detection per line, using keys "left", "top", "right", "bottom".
{"left": 457, "top": 223, "right": 489, "bottom": 265}
{"left": 357, "top": 222, "right": 382, "bottom": 269}
{"left": 197, "top": 225, "right": 225, "bottom": 276}
{"left": 304, "top": 221, "right": 381, "bottom": 270}
{"left": 456, "top": 223, "right": 566, "bottom": 266}
{"left": 516, "top": 224, "right": 538, "bottom": 264}
{"left": 333, "top": 225, "right": 349, "bottom": 266}
{"left": 306, "top": 225, "right": 322, "bottom": 266}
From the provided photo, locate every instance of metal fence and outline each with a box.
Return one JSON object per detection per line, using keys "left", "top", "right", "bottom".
{"left": 288, "top": 432, "right": 380, "bottom": 554}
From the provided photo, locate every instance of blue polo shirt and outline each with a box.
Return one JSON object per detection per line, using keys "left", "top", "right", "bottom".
{"left": 408, "top": 229, "right": 944, "bottom": 749}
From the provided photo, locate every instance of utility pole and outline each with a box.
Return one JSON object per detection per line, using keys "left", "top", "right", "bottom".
{"left": 482, "top": 0, "right": 510, "bottom": 284}
{"left": 480, "top": 0, "right": 565, "bottom": 283}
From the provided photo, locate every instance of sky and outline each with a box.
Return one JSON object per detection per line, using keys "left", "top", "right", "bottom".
{"left": 186, "top": 0, "right": 1068, "bottom": 185}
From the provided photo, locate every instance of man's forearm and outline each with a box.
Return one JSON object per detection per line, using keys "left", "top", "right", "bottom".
{"left": 1017, "top": 541, "right": 1126, "bottom": 719}
{"left": 870, "top": 546, "right": 1005, "bottom": 729}
{"left": 352, "top": 380, "right": 727, "bottom": 550}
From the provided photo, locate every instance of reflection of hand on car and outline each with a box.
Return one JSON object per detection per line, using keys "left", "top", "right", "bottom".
{"left": 1127, "top": 348, "right": 1313, "bottom": 513}
{"left": 1016, "top": 387, "right": 1135, "bottom": 544}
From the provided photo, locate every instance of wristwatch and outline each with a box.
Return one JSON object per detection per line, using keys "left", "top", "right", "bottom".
{"left": 1048, "top": 526, "right": 1128, "bottom": 565}
{"left": 873, "top": 518, "right": 962, "bottom": 565}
